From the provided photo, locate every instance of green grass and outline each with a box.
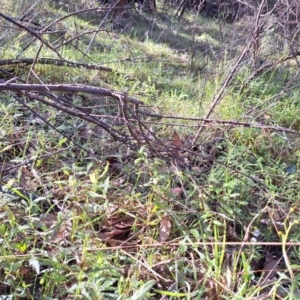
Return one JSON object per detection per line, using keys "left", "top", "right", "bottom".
{"left": 0, "top": 0, "right": 300, "bottom": 299}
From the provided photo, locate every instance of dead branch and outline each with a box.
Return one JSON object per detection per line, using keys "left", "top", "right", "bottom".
{"left": 22, "top": 91, "right": 126, "bottom": 143}
{"left": 247, "top": 50, "right": 300, "bottom": 82}
{"left": 0, "top": 12, "right": 62, "bottom": 59}
{"left": 0, "top": 82, "right": 143, "bottom": 105}
{"left": 137, "top": 112, "right": 300, "bottom": 136}
{"left": 192, "top": 39, "right": 254, "bottom": 146}
{"left": 0, "top": 58, "right": 120, "bottom": 74}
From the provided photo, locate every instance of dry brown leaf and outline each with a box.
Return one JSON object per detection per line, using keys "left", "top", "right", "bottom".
{"left": 172, "top": 131, "right": 181, "bottom": 160}
{"left": 98, "top": 228, "right": 130, "bottom": 241}
{"left": 106, "top": 156, "right": 122, "bottom": 176}
{"left": 103, "top": 215, "right": 135, "bottom": 228}
{"left": 262, "top": 256, "right": 281, "bottom": 281}
{"left": 113, "top": 216, "right": 135, "bottom": 229}
{"left": 38, "top": 213, "right": 73, "bottom": 245}
{"left": 205, "top": 279, "right": 220, "bottom": 300}
{"left": 99, "top": 211, "right": 135, "bottom": 242}
{"left": 158, "top": 216, "right": 172, "bottom": 242}
{"left": 171, "top": 187, "right": 183, "bottom": 198}
{"left": 40, "top": 214, "right": 58, "bottom": 228}
{"left": 172, "top": 131, "right": 182, "bottom": 149}
{"left": 111, "top": 176, "right": 126, "bottom": 186}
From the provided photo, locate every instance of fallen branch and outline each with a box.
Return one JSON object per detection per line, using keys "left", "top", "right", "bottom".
{"left": 0, "top": 58, "right": 119, "bottom": 74}
{"left": 137, "top": 111, "right": 300, "bottom": 135}
{"left": 0, "top": 12, "right": 62, "bottom": 59}
{"left": 247, "top": 50, "right": 300, "bottom": 82}
{"left": 0, "top": 82, "right": 143, "bottom": 105}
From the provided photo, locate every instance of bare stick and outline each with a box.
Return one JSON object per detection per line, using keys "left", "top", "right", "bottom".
{"left": 192, "top": 0, "right": 270, "bottom": 146}
{"left": 0, "top": 83, "right": 143, "bottom": 105}
{"left": 0, "top": 58, "right": 119, "bottom": 73}
{"left": 0, "top": 12, "right": 62, "bottom": 59}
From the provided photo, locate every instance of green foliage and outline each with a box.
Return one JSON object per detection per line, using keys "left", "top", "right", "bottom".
{"left": 0, "top": 0, "right": 300, "bottom": 298}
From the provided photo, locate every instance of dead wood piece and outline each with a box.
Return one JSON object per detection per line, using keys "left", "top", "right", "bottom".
{"left": 0, "top": 58, "right": 118, "bottom": 74}
{"left": 0, "top": 83, "right": 143, "bottom": 105}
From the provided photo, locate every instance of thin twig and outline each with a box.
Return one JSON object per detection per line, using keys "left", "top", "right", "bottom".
{"left": 0, "top": 12, "right": 62, "bottom": 59}
{"left": 0, "top": 82, "right": 143, "bottom": 105}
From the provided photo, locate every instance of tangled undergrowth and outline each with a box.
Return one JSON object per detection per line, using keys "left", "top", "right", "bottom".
{"left": 0, "top": 0, "right": 300, "bottom": 299}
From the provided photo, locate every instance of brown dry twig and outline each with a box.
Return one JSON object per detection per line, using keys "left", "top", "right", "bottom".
{"left": 0, "top": 58, "right": 120, "bottom": 74}
{"left": 0, "top": 82, "right": 143, "bottom": 105}
{"left": 0, "top": 12, "right": 62, "bottom": 59}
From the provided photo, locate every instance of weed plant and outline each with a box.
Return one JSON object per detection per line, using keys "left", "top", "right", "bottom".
{"left": 0, "top": 0, "right": 299, "bottom": 299}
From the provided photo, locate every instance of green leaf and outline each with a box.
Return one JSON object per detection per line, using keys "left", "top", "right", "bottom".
{"left": 128, "top": 280, "right": 156, "bottom": 300}
{"left": 58, "top": 137, "right": 68, "bottom": 146}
